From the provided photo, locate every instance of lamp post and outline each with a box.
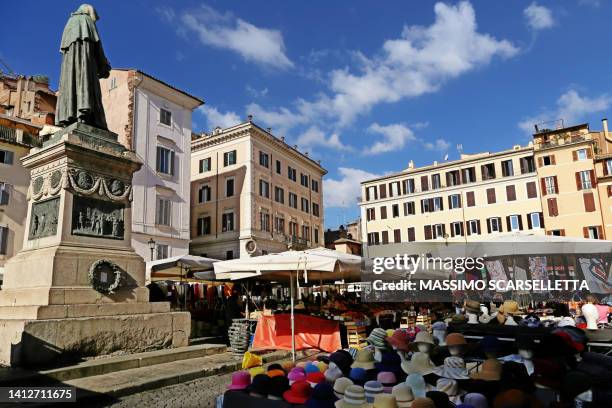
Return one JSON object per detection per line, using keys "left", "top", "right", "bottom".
{"left": 147, "top": 238, "right": 156, "bottom": 261}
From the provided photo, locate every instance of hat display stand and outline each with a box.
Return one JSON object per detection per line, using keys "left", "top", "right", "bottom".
{"left": 400, "top": 311, "right": 417, "bottom": 329}
{"left": 416, "top": 314, "right": 432, "bottom": 333}
{"left": 346, "top": 319, "right": 368, "bottom": 349}
{"left": 229, "top": 318, "right": 257, "bottom": 357}
{"left": 581, "top": 303, "right": 599, "bottom": 331}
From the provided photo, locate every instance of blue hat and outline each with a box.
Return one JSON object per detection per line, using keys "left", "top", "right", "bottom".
{"left": 349, "top": 367, "right": 367, "bottom": 385}
{"left": 306, "top": 383, "right": 337, "bottom": 408}
{"left": 305, "top": 362, "right": 321, "bottom": 374}
{"left": 374, "top": 351, "right": 402, "bottom": 374}
{"left": 480, "top": 335, "right": 501, "bottom": 353}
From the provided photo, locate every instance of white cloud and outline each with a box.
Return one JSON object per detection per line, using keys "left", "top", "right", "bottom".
{"left": 248, "top": 2, "right": 518, "bottom": 131}
{"left": 246, "top": 102, "right": 308, "bottom": 135}
{"left": 296, "top": 126, "right": 351, "bottom": 152}
{"left": 245, "top": 85, "right": 269, "bottom": 98}
{"left": 424, "top": 138, "right": 451, "bottom": 152}
{"left": 364, "top": 123, "right": 416, "bottom": 155}
{"left": 155, "top": 6, "right": 175, "bottom": 23}
{"left": 324, "top": 167, "right": 382, "bottom": 208}
{"left": 199, "top": 105, "right": 241, "bottom": 130}
{"left": 519, "top": 89, "right": 612, "bottom": 133}
{"left": 181, "top": 5, "right": 293, "bottom": 69}
{"left": 524, "top": 3, "right": 554, "bottom": 31}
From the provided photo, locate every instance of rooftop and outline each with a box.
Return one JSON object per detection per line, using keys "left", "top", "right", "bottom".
{"left": 192, "top": 120, "right": 327, "bottom": 174}
{"left": 112, "top": 68, "right": 204, "bottom": 105}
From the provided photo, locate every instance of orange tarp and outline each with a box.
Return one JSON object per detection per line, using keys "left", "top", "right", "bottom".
{"left": 252, "top": 314, "right": 341, "bottom": 353}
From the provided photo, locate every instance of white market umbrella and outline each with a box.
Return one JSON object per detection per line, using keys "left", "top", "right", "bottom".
{"left": 213, "top": 248, "right": 362, "bottom": 361}
{"left": 146, "top": 254, "right": 219, "bottom": 284}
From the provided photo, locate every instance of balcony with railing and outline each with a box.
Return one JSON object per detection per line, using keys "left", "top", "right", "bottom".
{"left": 0, "top": 124, "right": 40, "bottom": 147}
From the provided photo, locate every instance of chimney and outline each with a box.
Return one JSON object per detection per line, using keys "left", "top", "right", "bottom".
{"left": 247, "top": 114, "right": 253, "bottom": 122}
{"left": 408, "top": 160, "right": 414, "bottom": 169}
{"left": 433, "top": 160, "right": 438, "bottom": 166}
{"left": 603, "top": 118, "right": 609, "bottom": 138}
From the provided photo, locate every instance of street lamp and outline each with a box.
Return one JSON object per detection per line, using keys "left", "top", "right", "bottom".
{"left": 147, "top": 238, "right": 156, "bottom": 261}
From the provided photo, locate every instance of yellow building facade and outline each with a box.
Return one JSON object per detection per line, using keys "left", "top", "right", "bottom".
{"left": 190, "top": 121, "right": 326, "bottom": 259}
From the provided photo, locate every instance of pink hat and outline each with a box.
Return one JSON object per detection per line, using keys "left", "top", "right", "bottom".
{"left": 288, "top": 368, "right": 306, "bottom": 384}
{"left": 377, "top": 371, "right": 397, "bottom": 393}
{"left": 227, "top": 370, "right": 251, "bottom": 390}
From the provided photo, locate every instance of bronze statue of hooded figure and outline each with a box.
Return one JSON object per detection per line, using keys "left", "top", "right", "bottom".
{"left": 56, "top": 4, "right": 111, "bottom": 130}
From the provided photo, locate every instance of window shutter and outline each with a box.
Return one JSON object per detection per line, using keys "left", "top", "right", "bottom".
{"left": 551, "top": 155, "right": 556, "bottom": 165}
{"left": 487, "top": 188, "right": 496, "bottom": 204}
{"left": 0, "top": 226, "right": 7, "bottom": 255}
{"left": 553, "top": 176, "right": 559, "bottom": 194}
{"left": 467, "top": 191, "right": 475, "bottom": 207}
{"left": 539, "top": 213, "right": 544, "bottom": 229}
{"left": 476, "top": 220, "right": 481, "bottom": 235}
{"left": 547, "top": 198, "right": 558, "bottom": 217}
{"left": 156, "top": 147, "right": 161, "bottom": 172}
{"left": 608, "top": 185, "right": 612, "bottom": 197}
{"left": 170, "top": 151, "right": 175, "bottom": 175}
{"left": 587, "top": 148, "right": 593, "bottom": 159}
{"left": 506, "top": 185, "right": 516, "bottom": 201}
{"left": 506, "top": 216, "right": 511, "bottom": 231}
{"left": 448, "top": 196, "right": 452, "bottom": 209}
{"left": 527, "top": 213, "right": 532, "bottom": 229}
{"left": 379, "top": 184, "right": 387, "bottom": 199}
{"left": 408, "top": 227, "right": 415, "bottom": 242}
{"left": 424, "top": 225, "right": 432, "bottom": 240}
{"left": 365, "top": 188, "right": 370, "bottom": 201}
{"left": 460, "top": 222, "right": 464, "bottom": 236}
{"left": 467, "top": 222, "right": 472, "bottom": 236}
{"left": 380, "top": 206, "right": 387, "bottom": 219}
{"left": 199, "top": 160, "right": 203, "bottom": 173}
{"left": 527, "top": 181, "right": 537, "bottom": 198}
{"left": 540, "top": 179, "right": 547, "bottom": 196}
{"left": 589, "top": 170, "right": 597, "bottom": 187}
{"left": 519, "top": 215, "right": 524, "bottom": 231}
{"left": 0, "top": 184, "right": 9, "bottom": 205}
{"left": 572, "top": 151, "right": 578, "bottom": 161}
{"left": 597, "top": 226, "right": 603, "bottom": 240}
{"left": 421, "top": 176, "right": 429, "bottom": 191}
{"left": 401, "top": 180, "right": 406, "bottom": 195}
{"left": 198, "top": 188, "right": 203, "bottom": 203}
{"left": 583, "top": 227, "right": 589, "bottom": 239}
{"left": 583, "top": 192, "right": 596, "bottom": 212}
{"left": 487, "top": 219, "right": 492, "bottom": 233}
{"left": 575, "top": 172, "right": 582, "bottom": 190}
{"left": 537, "top": 157, "right": 543, "bottom": 167}
{"left": 439, "top": 198, "right": 444, "bottom": 211}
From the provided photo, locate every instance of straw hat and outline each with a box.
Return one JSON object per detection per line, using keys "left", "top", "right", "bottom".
{"left": 335, "top": 385, "right": 372, "bottom": 408}
{"left": 352, "top": 349, "right": 376, "bottom": 370}
{"left": 413, "top": 332, "right": 435, "bottom": 346}
{"left": 432, "top": 357, "right": 469, "bottom": 380}
{"left": 464, "top": 300, "right": 481, "bottom": 314}
{"left": 435, "top": 378, "right": 459, "bottom": 398}
{"left": 401, "top": 352, "right": 435, "bottom": 375}
{"left": 445, "top": 333, "right": 467, "bottom": 347}
{"left": 411, "top": 397, "right": 435, "bottom": 408}
{"left": 364, "top": 381, "right": 384, "bottom": 403}
{"left": 333, "top": 377, "right": 354, "bottom": 399}
{"left": 372, "top": 394, "right": 398, "bottom": 408}
{"left": 500, "top": 300, "right": 520, "bottom": 315}
{"left": 367, "top": 328, "right": 389, "bottom": 349}
{"left": 470, "top": 358, "right": 502, "bottom": 381}
{"left": 391, "top": 383, "right": 413, "bottom": 408}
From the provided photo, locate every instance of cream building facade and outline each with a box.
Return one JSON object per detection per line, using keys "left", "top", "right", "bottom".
{"left": 361, "top": 145, "right": 543, "bottom": 246}
{"left": 361, "top": 119, "right": 612, "bottom": 245}
{"left": 190, "top": 121, "right": 326, "bottom": 259}
{"left": 101, "top": 69, "right": 203, "bottom": 261}
{"left": 0, "top": 115, "right": 41, "bottom": 278}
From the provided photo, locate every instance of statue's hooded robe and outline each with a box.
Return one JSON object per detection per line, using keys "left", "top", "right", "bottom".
{"left": 56, "top": 4, "right": 110, "bottom": 130}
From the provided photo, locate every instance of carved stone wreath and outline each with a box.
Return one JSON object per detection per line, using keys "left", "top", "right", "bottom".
{"left": 50, "top": 170, "right": 62, "bottom": 189}
{"left": 88, "top": 259, "right": 122, "bottom": 294}
{"left": 33, "top": 176, "right": 44, "bottom": 194}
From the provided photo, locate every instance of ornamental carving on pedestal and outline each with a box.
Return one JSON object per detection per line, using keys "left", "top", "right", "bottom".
{"left": 88, "top": 259, "right": 122, "bottom": 294}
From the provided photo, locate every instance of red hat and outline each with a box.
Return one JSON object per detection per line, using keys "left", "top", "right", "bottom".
{"left": 283, "top": 380, "right": 313, "bottom": 404}
{"left": 552, "top": 330, "right": 584, "bottom": 353}
{"left": 306, "top": 371, "right": 325, "bottom": 386}
{"left": 387, "top": 329, "right": 411, "bottom": 352}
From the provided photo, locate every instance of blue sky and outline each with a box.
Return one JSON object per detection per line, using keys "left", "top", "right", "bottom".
{"left": 3, "top": 1, "right": 612, "bottom": 228}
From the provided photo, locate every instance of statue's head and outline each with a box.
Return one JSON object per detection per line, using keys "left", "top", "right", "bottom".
{"left": 76, "top": 4, "right": 99, "bottom": 22}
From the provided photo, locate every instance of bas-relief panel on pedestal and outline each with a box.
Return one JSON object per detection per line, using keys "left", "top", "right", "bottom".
{"left": 71, "top": 196, "right": 125, "bottom": 240}
{"left": 28, "top": 197, "right": 60, "bottom": 239}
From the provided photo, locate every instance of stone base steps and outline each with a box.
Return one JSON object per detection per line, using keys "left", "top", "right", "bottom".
{"left": 0, "top": 344, "right": 226, "bottom": 385}
{"left": 68, "top": 349, "right": 309, "bottom": 401}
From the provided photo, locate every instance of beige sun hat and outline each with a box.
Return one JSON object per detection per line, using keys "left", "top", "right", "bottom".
{"left": 391, "top": 383, "right": 414, "bottom": 408}
{"left": 401, "top": 352, "right": 435, "bottom": 375}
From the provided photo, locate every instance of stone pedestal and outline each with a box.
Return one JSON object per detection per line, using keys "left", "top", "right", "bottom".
{"left": 0, "top": 123, "right": 190, "bottom": 367}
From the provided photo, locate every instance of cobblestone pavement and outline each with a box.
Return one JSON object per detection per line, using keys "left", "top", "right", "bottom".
{"left": 89, "top": 370, "right": 232, "bottom": 408}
